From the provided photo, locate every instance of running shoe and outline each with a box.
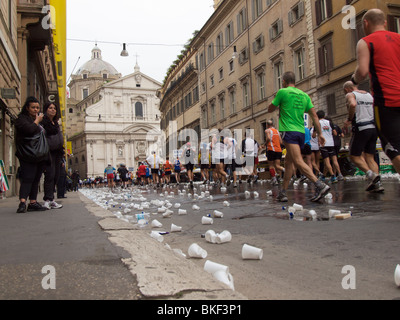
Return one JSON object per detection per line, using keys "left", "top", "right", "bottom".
{"left": 50, "top": 201, "right": 63, "bottom": 209}
{"left": 330, "top": 176, "right": 338, "bottom": 184}
{"left": 310, "top": 183, "right": 331, "bottom": 202}
{"left": 16, "top": 202, "right": 27, "bottom": 214}
{"left": 371, "top": 181, "right": 385, "bottom": 193}
{"left": 43, "top": 201, "right": 52, "bottom": 210}
{"left": 27, "top": 202, "right": 47, "bottom": 212}
{"left": 253, "top": 175, "right": 259, "bottom": 183}
{"left": 277, "top": 191, "right": 288, "bottom": 202}
{"left": 366, "top": 174, "right": 381, "bottom": 192}
{"left": 337, "top": 174, "right": 344, "bottom": 181}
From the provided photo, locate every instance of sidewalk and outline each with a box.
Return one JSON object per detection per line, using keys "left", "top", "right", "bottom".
{"left": 0, "top": 191, "right": 246, "bottom": 300}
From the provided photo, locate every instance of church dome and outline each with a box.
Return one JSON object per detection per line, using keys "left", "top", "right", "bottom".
{"left": 75, "top": 45, "right": 120, "bottom": 76}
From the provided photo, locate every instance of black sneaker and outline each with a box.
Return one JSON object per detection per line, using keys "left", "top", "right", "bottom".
{"left": 27, "top": 202, "right": 47, "bottom": 212}
{"left": 16, "top": 202, "right": 27, "bottom": 213}
{"left": 366, "top": 174, "right": 381, "bottom": 192}
{"left": 277, "top": 191, "right": 288, "bottom": 202}
{"left": 310, "top": 183, "right": 331, "bottom": 202}
{"left": 371, "top": 181, "right": 385, "bottom": 193}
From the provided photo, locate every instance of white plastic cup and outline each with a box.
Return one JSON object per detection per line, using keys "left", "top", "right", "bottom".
{"left": 213, "top": 210, "right": 224, "bottom": 218}
{"left": 204, "top": 260, "right": 229, "bottom": 274}
{"left": 223, "top": 201, "right": 230, "bottom": 207}
{"left": 174, "top": 203, "right": 181, "bottom": 208}
{"left": 293, "top": 203, "right": 303, "bottom": 211}
{"left": 158, "top": 207, "right": 166, "bottom": 213}
{"left": 192, "top": 204, "right": 200, "bottom": 210}
{"left": 242, "top": 244, "right": 263, "bottom": 260}
{"left": 309, "top": 210, "right": 317, "bottom": 220}
{"left": 178, "top": 209, "right": 187, "bottom": 215}
{"left": 202, "top": 216, "right": 214, "bottom": 225}
{"left": 213, "top": 270, "right": 235, "bottom": 290}
{"left": 171, "top": 223, "right": 182, "bottom": 232}
{"left": 150, "top": 231, "right": 164, "bottom": 243}
{"left": 215, "top": 230, "right": 232, "bottom": 244}
{"left": 162, "top": 210, "right": 172, "bottom": 218}
{"left": 151, "top": 219, "right": 163, "bottom": 228}
{"left": 395, "top": 264, "right": 400, "bottom": 287}
{"left": 188, "top": 243, "right": 207, "bottom": 259}
{"left": 205, "top": 230, "right": 217, "bottom": 243}
{"left": 329, "top": 209, "right": 341, "bottom": 218}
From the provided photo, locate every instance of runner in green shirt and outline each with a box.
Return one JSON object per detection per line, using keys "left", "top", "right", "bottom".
{"left": 268, "top": 71, "right": 330, "bottom": 202}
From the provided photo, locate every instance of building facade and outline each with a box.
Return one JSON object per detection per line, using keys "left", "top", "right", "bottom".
{"left": 159, "top": 0, "right": 400, "bottom": 156}
{"left": 0, "top": 0, "right": 59, "bottom": 197}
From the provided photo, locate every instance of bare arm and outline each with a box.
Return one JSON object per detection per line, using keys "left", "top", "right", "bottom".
{"left": 308, "top": 108, "right": 326, "bottom": 147}
{"left": 268, "top": 103, "right": 278, "bottom": 113}
{"left": 353, "top": 39, "right": 370, "bottom": 84}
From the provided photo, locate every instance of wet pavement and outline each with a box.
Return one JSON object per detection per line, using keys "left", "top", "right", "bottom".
{"left": 79, "top": 174, "right": 400, "bottom": 300}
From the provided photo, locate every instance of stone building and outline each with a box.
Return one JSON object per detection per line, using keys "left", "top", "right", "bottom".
{"left": 0, "top": 0, "right": 58, "bottom": 197}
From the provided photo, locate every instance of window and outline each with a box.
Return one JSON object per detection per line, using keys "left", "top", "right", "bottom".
{"left": 266, "top": 0, "right": 278, "bottom": 8}
{"left": 253, "top": 34, "right": 265, "bottom": 54}
{"left": 229, "top": 60, "right": 234, "bottom": 73}
{"left": 256, "top": 70, "right": 266, "bottom": 101}
{"left": 388, "top": 15, "right": 400, "bottom": 33}
{"left": 210, "top": 101, "right": 216, "bottom": 124}
{"left": 219, "top": 68, "right": 224, "bottom": 81}
{"left": 252, "top": 0, "right": 263, "bottom": 21}
{"left": 237, "top": 8, "right": 247, "bottom": 35}
{"left": 208, "top": 43, "right": 214, "bottom": 64}
{"left": 103, "top": 74, "right": 108, "bottom": 79}
{"left": 315, "top": 0, "right": 333, "bottom": 25}
{"left": 243, "top": 82, "right": 250, "bottom": 108}
{"left": 318, "top": 41, "right": 333, "bottom": 74}
{"left": 69, "top": 108, "right": 73, "bottom": 114}
{"left": 219, "top": 95, "right": 225, "bottom": 120}
{"left": 199, "top": 52, "right": 205, "bottom": 71}
{"left": 83, "top": 74, "right": 88, "bottom": 79}
{"left": 225, "top": 22, "right": 234, "bottom": 46}
{"left": 202, "top": 106, "right": 208, "bottom": 128}
{"left": 239, "top": 48, "right": 249, "bottom": 65}
{"left": 269, "top": 19, "right": 283, "bottom": 41}
{"left": 274, "top": 61, "right": 283, "bottom": 91}
{"left": 216, "top": 33, "right": 224, "bottom": 55}
{"left": 82, "top": 88, "right": 89, "bottom": 99}
{"left": 193, "top": 86, "right": 199, "bottom": 103}
{"left": 288, "top": 1, "right": 305, "bottom": 26}
{"left": 135, "top": 102, "right": 143, "bottom": 118}
{"left": 294, "top": 48, "right": 305, "bottom": 81}
{"left": 229, "top": 89, "right": 236, "bottom": 114}
{"left": 261, "top": 121, "right": 267, "bottom": 144}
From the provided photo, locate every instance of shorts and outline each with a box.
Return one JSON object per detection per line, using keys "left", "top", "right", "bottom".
{"left": 151, "top": 169, "right": 159, "bottom": 174}
{"left": 185, "top": 163, "right": 194, "bottom": 171}
{"left": 107, "top": 173, "right": 114, "bottom": 180}
{"left": 374, "top": 105, "right": 400, "bottom": 160}
{"left": 319, "top": 146, "right": 337, "bottom": 159}
{"left": 282, "top": 132, "right": 305, "bottom": 147}
{"left": 165, "top": 171, "right": 171, "bottom": 176}
{"left": 267, "top": 150, "right": 283, "bottom": 161}
{"left": 226, "top": 159, "right": 238, "bottom": 172}
{"left": 200, "top": 164, "right": 210, "bottom": 170}
{"left": 349, "top": 128, "right": 378, "bottom": 157}
{"left": 301, "top": 144, "right": 312, "bottom": 156}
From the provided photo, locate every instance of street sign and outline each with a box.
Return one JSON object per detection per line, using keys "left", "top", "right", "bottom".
{"left": 1, "top": 88, "right": 16, "bottom": 99}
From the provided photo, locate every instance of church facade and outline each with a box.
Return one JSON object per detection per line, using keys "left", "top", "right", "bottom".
{"left": 67, "top": 46, "right": 162, "bottom": 178}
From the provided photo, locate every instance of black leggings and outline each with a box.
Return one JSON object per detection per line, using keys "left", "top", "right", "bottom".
{"left": 43, "top": 152, "right": 62, "bottom": 201}
{"left": 19, "top": 160, "right": 44, "bottom": 202}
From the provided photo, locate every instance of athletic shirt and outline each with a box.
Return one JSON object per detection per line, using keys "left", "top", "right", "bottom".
{"left": 266, "top": 128, "right": 282, "bottom": 152}
{"left": 352, "top": 91, "right": 375, "bottom": 131}
{"left": 310, "top": 128, "right": 319, "bottom": 151}
{"left": 227, "top": 138, "right": 237, "bottom": 160}
{"left": 363, "top": 30, "right": 400, "bottom": 107}
{"left": 242, "top": 138, "right": 259, "bottom": 157}
{"left": 104, "top": 166, "right": 115, "bottom": 174}
{"left": 304, "top": 127, "right": 311, "bottom": 147}
{"left": 174, "top": 159, "right": 181, "bottom": 171}
{"left": 319, "top": 119, "right": 334, "bottom": 147}
{"left": 164, "top": 161, "right": 171, "bottom": 172}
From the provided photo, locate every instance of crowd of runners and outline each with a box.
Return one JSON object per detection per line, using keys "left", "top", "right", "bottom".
{"left": 81, "top": 9, "right": 399, "bottom": 205}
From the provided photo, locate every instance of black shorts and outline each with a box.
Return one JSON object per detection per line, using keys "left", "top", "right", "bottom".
{"left": 185, "top": 163, "right": 194, "bottom": 171}
{"left": 200, "top": 164, "right": 209, "bottom": 170}
{"left": 165, "top": 171, "right": 171, "bottom": 176}
{"left": 151, "top": 169, "right": 159, "bottom": 174}
{"left": 374, "top": 105, "right": 400, "bottom": 160}
{"left": 225, "top": 159, "right": 238, "bottom": 172}
{"left": 319, "top": 146, "right": 337, "bottom": 159}
{"left": 349, "top": 128, "right": 378, "bottom": 157}
{"left": 267, "top": 150, "right": 283, "bottom": 161}
{"left": 301, "top": 144, "right": 312, "bottom": 156}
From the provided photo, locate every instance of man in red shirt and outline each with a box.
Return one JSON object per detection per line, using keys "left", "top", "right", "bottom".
{"left": 138, "top": 162, "right": 147, "bottom": 186}
{"left": 352, "top": 8, "right": 400, "bottom": 173}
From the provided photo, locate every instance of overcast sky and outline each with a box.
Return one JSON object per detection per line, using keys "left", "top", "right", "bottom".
{"left": 66, "top": 0, "right": 215, "bottom": 85}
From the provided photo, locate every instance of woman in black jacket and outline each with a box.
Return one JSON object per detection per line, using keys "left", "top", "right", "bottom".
{"left": 41, "top": 102, "right": 64, "bottom": 210}
{"left": 15, "top": 97, "right": 48, "bottom": 213}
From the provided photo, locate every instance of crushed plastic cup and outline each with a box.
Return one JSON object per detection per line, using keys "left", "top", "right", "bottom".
{"left": 242, "top": 244, "right": 263, "bottom": 260}
{"left": 192, "top": 204, "right": 200, "bottom": 210}
{"left": 329, "top": 209, "right": 341, "bottom": 219}
{"left": 150, "top": 231, "right": 164, "bottom": 242}
{"left": 293, "top": 203, "right": 303, "bottom": 211}
{"left": 188, "top": 243, "right": 207, "bottom": 259}
{"left": 308, "top": 210, "right": 317, "bottom": 220}
{"left": 253, "top": 191, "right": 259, "bottom": 198}
{"left": 223, "top": 201, "right": 230, "bottom": 207}
{"left": 213, "top": 210, "right": 224, "bottom": 218}
{"left": 162, "top": 210, "right": 173, "bottom": 218}
{"left": 204, "top": 260, "right": 229, "bottom": 274}
{"left": 203, "top": 260, "right": 234, "bottom": 290}
{"left": 215, "top": 230, "right": 232, "bottom": 244}
{"left": 205, "top": 230, "right": 217, "bottom": 243}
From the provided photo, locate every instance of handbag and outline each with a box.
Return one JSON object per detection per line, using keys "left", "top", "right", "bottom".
{"left": 47, "top": 131, "right": 64, "bottom": 151}
{"left": 16, "top": 130, "right": 49, "bottom": 163}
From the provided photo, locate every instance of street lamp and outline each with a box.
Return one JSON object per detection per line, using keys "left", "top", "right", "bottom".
{"left": 232, "top": 46, "right": 239, "bottom": 59}
{"left": 120, "top": 43, "right": 129, "bottom": 57}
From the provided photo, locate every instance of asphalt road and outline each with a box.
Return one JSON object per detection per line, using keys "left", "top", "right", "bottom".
{"left": 95, "top": 176, "right": 400, "bottom": 300}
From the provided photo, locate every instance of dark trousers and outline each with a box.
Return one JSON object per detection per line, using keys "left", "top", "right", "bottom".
{"left": 43, "top": 152, "right": 62, "bottom": 201}
{"left": 19, "top": 160, "right": 44, "bottom": 201}
{"left": 57, "top": 168, "right": 67, "bottom": 198}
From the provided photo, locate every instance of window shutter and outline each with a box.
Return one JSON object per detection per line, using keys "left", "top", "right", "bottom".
{"left": 315, "top": 0, "right": 322, "bottom": 25}
{"left": 288, "top": 10, "right": 293, "bottom": 26}
{"left": 278, "top": 19, "right": 283, "bottom": 35}
{"left": 326, "top": 0, "right": 333, "bottom": 19}
{"left": 269, "top": 27, "right": 274, "bottom": 41}
{"left": 299, "top": 1, "right": 305, "bottom": 18}
{"left": 326, "top": 42, "right": 334, "bottom": 70}
{"left": 237, "top": 13, "right": 241, "bottom": 34}
{"left": 387, "top": 15, "right": 396, "bottom": 32}
{"left": 318, "top": 46, "right": 325, "bottom": 74}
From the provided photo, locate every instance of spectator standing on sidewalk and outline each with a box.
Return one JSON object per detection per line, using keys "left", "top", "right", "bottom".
{"left": 57, "top": 158, "right": 67, "bottom": 199}
{"left": 15, "top": 96, "right": 48, "bottom": 213}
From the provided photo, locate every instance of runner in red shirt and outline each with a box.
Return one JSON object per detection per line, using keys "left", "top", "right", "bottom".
{"left": 138, "top": 162, "right": 147, "bottom": 186}
{"left": 352, "top": 8, "right": 400, "bottom": 173}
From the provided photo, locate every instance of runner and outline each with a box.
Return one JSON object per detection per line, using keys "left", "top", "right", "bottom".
{"left": 267, "top": 71, "right": 330, "bottom": 202}
{"left": 174, "top": 157, "right": 182, "bottom": 185}
{"left": 343, "top": 81, "right": 383, "bottom": 192}
{"left": 183, "top": 142, "right": 196, "bottom": 188}
{"left": 146, "top": 151, "right": 161, "bottom": 188}
{"left": 163, "top": 157, "right": 172, "bottom": 185}
{"left": 104, "top": 164, "right": 116, "bottom": 191}
{"left": 317, "top": 110, "right": 343, "bottom": 183}
{"left": 213, "top": 132, "right": 229, "bottom": 187}
{"left": 310, "top": 126, "right": 322, "bottom": 178}
{"left": 199, "top": 142, "right": 210, "bottom": 184}
{"left": 352, "top": 8, "right": 400, "bottom": 173}
{"left": 225, "top": 136, "right": 238, "bottom": 187}
{"left": 117, "top": 164, "right": 129, "bottom": 189}
{"left": 138, "top": 162, "right": 147, "bottom": 186}
{"left": 241, "top": 132, "right": 259, "bottom": 184}
{"left": 265, "top": 120, "right": 284, "bottom": 185}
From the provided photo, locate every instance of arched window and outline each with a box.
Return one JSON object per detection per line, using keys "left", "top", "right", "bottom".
{"left": 135, "top": 102, "right": 143, "bottom": 119}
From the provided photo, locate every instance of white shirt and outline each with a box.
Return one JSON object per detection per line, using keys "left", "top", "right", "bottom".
{"left": 319, "top": 119, "right": 334, "bottom": 147}
{"left": 146, "top": 154, "right": 161, "bottom": 169}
